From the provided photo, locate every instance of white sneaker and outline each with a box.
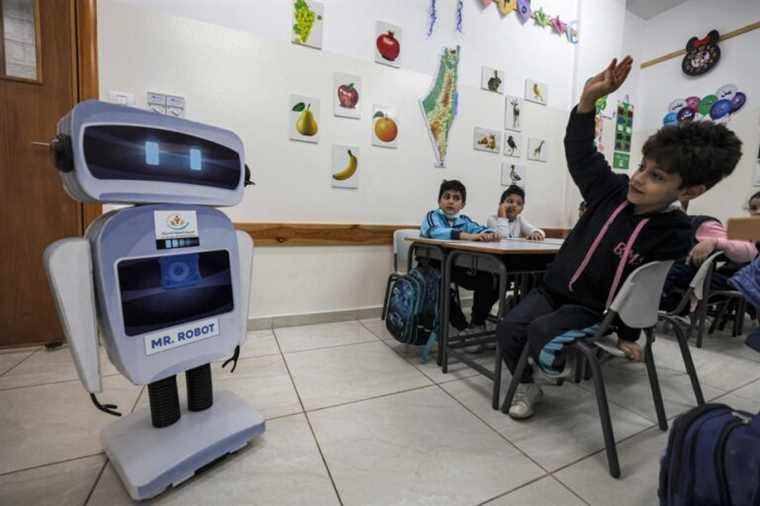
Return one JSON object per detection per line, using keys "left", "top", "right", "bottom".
{"left": 508, "top": 383, "right": 543, "bottom": 419}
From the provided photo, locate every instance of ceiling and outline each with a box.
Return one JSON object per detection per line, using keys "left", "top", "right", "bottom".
{"left": 625, "top": 0, "right": 691, "bottom": 20}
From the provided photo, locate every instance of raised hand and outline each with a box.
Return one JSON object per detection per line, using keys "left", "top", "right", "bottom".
{"left": 579, "top": 56, "right": 633, "bottom": 113}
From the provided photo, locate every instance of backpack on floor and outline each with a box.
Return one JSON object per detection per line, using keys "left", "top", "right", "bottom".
{"left": 658, "top": 403, "right": 760, "bottom": 506}
{"left": 385, "top": 264, "right": 441, "bottom": 353}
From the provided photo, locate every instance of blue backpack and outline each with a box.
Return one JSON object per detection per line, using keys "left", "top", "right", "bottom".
{"left": 385, "top": 264, "right": 441, "bottom": 361}
{"left": 659, "top": 403, "right": 760, "bottom": 506}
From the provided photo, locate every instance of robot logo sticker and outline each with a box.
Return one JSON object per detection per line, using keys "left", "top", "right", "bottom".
{"left": 167, "top": 214, "right": 189, "bottom": 231}
{"left": 154, "top": 210, "right": 198, "bottom": 240}
{"left": 144, "top": 317, "right": 220, "bottom": 356}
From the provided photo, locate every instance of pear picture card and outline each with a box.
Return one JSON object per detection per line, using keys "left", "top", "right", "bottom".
{"left": 525, "top": 79, "right": 548, "bottom": 106}
{"left": 289, "top": 94, "right": 320, "bottom": 143}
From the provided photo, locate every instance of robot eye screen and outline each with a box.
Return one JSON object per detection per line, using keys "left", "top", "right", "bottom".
{"left": 83, "top": 124, "right": 241, "bottom": 190}
{"left": 117, "top": 250, "right": 234, "bottom": 337}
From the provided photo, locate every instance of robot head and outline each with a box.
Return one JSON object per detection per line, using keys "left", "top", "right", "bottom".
{"left": 54, "top": 100, "right": 248, "bottom": 206}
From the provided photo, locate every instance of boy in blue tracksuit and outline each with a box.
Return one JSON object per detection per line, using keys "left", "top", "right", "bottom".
{"left": 497, "top": 56, "right": 743, "bottom": 419}
{"left": 420, "top": 179, "right": 500, "bottom": 335}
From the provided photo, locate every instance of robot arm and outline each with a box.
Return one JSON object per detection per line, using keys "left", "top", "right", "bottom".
{"left": 43, "top": 238, "right": 102, "bottom": 393}
{"left": 236, "top": 230, "right": 254, "bottom": 345}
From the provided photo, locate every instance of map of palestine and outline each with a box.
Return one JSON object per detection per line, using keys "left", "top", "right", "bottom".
{"left": 419, "top": 46, "right": 461, "bottom": 167}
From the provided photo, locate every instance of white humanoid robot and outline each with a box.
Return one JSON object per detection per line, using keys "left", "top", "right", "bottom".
{"left": 43, "top": 100, "right": 263, "bottom": 501}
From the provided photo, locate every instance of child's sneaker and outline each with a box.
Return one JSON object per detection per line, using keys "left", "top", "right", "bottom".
{"left": 508, "top": 383, "right": 543, "bottom": 419}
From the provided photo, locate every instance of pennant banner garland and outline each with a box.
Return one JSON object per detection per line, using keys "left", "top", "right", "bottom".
{"left": 481, "top": 0, "right": 578, "bottom": 43}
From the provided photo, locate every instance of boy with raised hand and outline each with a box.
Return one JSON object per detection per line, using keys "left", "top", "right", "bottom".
{"left": 496, "top": 56, "right": 742, "bottom": 420}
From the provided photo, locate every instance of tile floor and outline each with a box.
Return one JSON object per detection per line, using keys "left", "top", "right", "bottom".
{"left": 1, "top": 321, "right": 759, "bottom": 505}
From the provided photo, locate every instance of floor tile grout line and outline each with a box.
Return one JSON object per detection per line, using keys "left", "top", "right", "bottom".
{"left": 83, "top": 460, "right": 109, "bottom": 506}
{"left": 0, "top": 451, "right": 106, "bottom": 478}
{"left": 303, "top": 384, "right": 436, "bottom": 415}
{"left": 547, "top": 422, "right": 662, "bottom": 476}
{"left": 0, "top": 372, "right": 123, "bottom": 392}
{"left": 430, "top": 379, "right": 554, "bottom": 477}
{"left": 272, "top": 328, "right": 344, "bottom": 506}
{"left": 475, "top": 473, "right": 592, "bottom": 506}
{"left": 0, "top": 348, "right": 41, "bottom": 377}
{"left": 473, "top": 474, "right": 553, "bottom": 506}
{"left": 280, "top": 338, "right": 381, "bottom": 356}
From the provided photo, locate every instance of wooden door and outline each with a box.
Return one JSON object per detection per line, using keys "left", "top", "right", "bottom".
{"left": 0, "top": 0, "right": 99, "bottom": 347}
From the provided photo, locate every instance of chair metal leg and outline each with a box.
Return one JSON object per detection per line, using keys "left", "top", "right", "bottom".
{"left": 575, "top": 341, "right": 621, "bottom": 479}
{"left": 671, "top": 320, "right": 705, "bottom": 405}
{"left": 501, "top": 345, "right": 531, "bottom": 414}
{"left": 574, "top": 354, "right": 584, "bottom": 383}
{"left": 493, "top": 340, "right": 502, "bottom": 410}
{"left": 643, "top": 329, "right": 668, "bottom": 431}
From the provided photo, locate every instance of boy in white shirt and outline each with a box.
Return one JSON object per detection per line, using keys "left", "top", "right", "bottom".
{"left": 487, "top": 185, "right": 545, "bottom": 240}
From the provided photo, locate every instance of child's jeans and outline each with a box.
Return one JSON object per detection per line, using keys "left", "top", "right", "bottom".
{"left": 496, "top": 286, "right": 602, "bottom": 382}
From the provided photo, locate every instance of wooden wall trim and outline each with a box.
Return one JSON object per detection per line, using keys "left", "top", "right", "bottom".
{"left": 75, "top": 0, "right": 102, "bottom": 230}
{"left": 236, "top": 223, "right": 569, "bottom": 246}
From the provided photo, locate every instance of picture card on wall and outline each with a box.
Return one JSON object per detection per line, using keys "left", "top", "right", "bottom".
{"left": 334, "top": 73, "right": 362, "bottom": 119}
{"left": 292, "top": 0, "right": 324, "bottom": 49}
{"left": 375, "top": 21, "right": 402, "bottom": 68}
{"left": 332, "top": 145, "right": 359, "bottom": 189}
{"left": 289, "top": 94, "right": 320, "bottom": 143}
{"left": 525, "top": 79, "right": 548, "bottom": 106}
{"left": 527, "top": 137, "right": 548, "bottom": 162}
{"left": 504, "top": 132, "right": 522, "bottom": 158}
{"left": 372, "top": 105, "right": 399, "bottom": 148}
{"left": 481, "top": 66, "right": 504, "bottom": 94}
{"left": 505, "top": 95, "right": 522, "bottom": 132}
{"left": 501, "top": 162, "right": 526, "bottom": 188}
{"left": 473, "top": 127, "right": 501, "bottom": 153}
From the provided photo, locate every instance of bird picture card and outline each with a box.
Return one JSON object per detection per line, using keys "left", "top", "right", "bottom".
{"left": 504, "top": 132, "right": 522, "bottom": 158}
{"left": 525, "top": 78, "right": 548, "bottom": 105}
{"left": 501, "top": 161, "right": 526, "bottom": 188}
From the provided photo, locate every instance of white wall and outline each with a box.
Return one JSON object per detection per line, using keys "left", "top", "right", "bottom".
{"left": 626, "top": 0, "right": 760, "bottom": 223}
{"left": 113, "top": 0, "right": 580, "bottom": 109}
{"left": 98, "top": 0, "right": 630, "bottom": 320}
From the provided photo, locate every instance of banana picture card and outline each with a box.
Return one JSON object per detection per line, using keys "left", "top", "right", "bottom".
{"left": 289, "top": 94, "right": 320, "bottom": 143}
{"left": 525, "top": 78, "right": 548, "bottom": 106}
{"left": 332, "top": 145, "right": 359, "bottom": 189}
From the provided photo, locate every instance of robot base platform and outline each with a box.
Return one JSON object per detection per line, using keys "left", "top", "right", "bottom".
{"left": 102, "top": 390, "right": 265, "bottom": 501}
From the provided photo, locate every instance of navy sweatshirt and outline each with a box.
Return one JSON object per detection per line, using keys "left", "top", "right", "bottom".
{"left": 543, "top": 107, "right": 692, "bottom": 339}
